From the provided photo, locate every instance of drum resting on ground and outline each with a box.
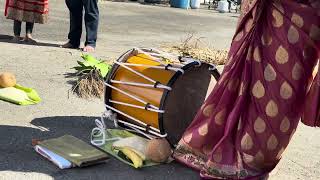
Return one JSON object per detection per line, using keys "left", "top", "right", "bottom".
{"left": 104, "top": 48, "right": 220, "bottom": 146}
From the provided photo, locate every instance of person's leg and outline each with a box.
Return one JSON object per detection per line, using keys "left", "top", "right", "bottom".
{"left": 83, "top": 0, "right": 99, "bottom": 52}
{"left": 63, "top": 0, "right": 83, "bottom": 48}
{"left": 13, "top": 20, "right": 22, "bottom": 42}
{"left": 24, "top": 22, "right": 36, "bottom": 43}
{"left": 25, "top": 22, "right": 34, "bottom": 38}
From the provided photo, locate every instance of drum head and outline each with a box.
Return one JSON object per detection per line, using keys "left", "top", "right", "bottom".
{"left": 160, "top": 63, "right": 219, "bottom": 146}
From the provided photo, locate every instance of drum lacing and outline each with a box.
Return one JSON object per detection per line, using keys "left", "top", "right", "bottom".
{"left": 114, "top": 61, "right": 172, "bottom": 91}
{"left": 118, "top": 63, "right": 184, "bottom": 74}
{"left": 179, "top": 56, "right": 202, "bottom": 67}
{"left": 105, "top": 83, "right": 164, "bottom": 113}
{"left": 165, "top": 64, "right": 172, "bottom": 70}
{"left": 153, "top": 81, "right": 160, "bottom": 88}
{"left": 102, "top": 48, "right": 208, "bottom": 142}
{"left": 144, "top": 103, "right": 151, "bottom": 110}
{"left": 91, "top": 110, "right": 167, "bottom": 146}
{"left": 105, "top": 104, "right": 167, "bottom": 138}
{"left": 145, "top": 125, "right": 151, "bottom": 133}
{"left": 109, "top": 100, "right": 164, "bottom": 113}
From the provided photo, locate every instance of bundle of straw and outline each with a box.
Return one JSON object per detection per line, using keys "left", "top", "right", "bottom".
{"left": 161, "top": 34, "right": 229, "bottom": 65}
{"left": 71, "top": 54, "right": 111, "bottom": 99}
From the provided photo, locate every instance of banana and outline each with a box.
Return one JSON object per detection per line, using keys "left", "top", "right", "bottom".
{"left": 113, "top": 136, "right": 149, "bottom": 160}
{"left": 116, "top": 147, "right": 143, "bottom": 168}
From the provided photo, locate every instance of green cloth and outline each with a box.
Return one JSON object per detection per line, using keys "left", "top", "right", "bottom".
{"left": 92, "top": 129, "right": 159, "bottom": 167}
{"left": 39, "top": 135, "right": 109, "bottom": 167}
{"left": 0, "top": 84, "right": 41, "bottom": 105}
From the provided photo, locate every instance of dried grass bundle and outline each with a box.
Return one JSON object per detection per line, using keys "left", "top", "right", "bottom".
{"left": 72, "top": 69, "right": 104, "bottom": 99}
{"left": 161, "top": 34, "right": 229, "bottom": 65}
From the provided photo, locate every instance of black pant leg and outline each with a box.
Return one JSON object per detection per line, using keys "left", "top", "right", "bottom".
{"left": 65, "top": 0, "right": 83, "bottom": 47}
{"left": 26, "top": 22, "right": 34, "bottom": 34}
{"left": 13, "top": 20, "right": 22, "bottom": 36}
{"left": 83, "top": 0, "right": 99, "bottom": 47}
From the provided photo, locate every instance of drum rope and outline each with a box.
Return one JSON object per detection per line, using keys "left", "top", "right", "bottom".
{"left": 118, "top": 63, "right": 184, "bottom": 74}
{"left": 114, "top": 61, "right": 172, "bottom": 91}
{"left": 137, "top": 47, "right": 183, "bottom": 66}
{"left": 104, "top": 106, "right": 167, "bottom": 138}
{"left": 91, "top": 111, "right": 122, "bottom": 146}
{"left": 109, "top": 80, "right": 171, "bottom": 90}
{"left": 105, "top": 104, "right": 167, "bottom": 137}
{"left": 108, "top": 99, "right": 165, "bottom": 113}
{"left": 91, "top": 110, "right": 160, "bottom": 146}
{"left": 135, "top": 48, "right": 167, "bottom": 66}
{"left": 105, "top": 83, "right": 161, "bottom": 111}
{"left": 100, "top": 48, "right": 218, "bottom": 146}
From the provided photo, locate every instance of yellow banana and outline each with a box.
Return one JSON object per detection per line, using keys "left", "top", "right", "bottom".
{"left": 118, "top": 147, "right": 143, "bottom": 168}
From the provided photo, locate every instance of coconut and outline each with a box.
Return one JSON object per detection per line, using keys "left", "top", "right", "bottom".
{"left": 145, "top": 138, "right": 172, "bottom": 163}
{"left": 0, "top": 72, "right": 16, "bottom": 88}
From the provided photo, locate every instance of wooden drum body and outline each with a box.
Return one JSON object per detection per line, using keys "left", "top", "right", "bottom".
{"left": 105, "top": 48, "right": 220, "bottom": 146}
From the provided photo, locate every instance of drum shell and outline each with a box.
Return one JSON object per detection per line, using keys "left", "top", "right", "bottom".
{"left": 105, "top": 49, "right": 219, "bottom": 145}
{"left": 108, "top": 53, "right": 175, "bottom": 129}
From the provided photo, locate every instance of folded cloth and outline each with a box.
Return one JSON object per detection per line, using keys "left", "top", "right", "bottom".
{"left": 0, "top": 84, "right": 41, "bottom": 105}
{"left": 34, "top": 145, "right": 73, "bottom": 169}
{"left": 91, "top": 129, "right": 159, "bottom": 167}
{"left": 39, "top": 135, "right": 109, "bottom": 167}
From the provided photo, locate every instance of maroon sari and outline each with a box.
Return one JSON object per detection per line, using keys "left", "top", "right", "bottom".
{"left": 174, "top": 0, "right": 320, "bottom": 179}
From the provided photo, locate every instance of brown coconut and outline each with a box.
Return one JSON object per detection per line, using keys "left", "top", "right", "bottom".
{"left": 145, "top": 138, "right": 172, "bottom": 163}
{"left": 0, "top": 72, "right": 16, "bottom": 88}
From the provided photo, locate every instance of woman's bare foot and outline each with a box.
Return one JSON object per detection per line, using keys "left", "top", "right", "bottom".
{"left": 23, "top": 34, "right": 37, "bottom": 44}
{"left": 83, "top": 45, "right": 95, "bottom": 52}
{"left": 11, "top": 36, "right": 21, "bottom": 43}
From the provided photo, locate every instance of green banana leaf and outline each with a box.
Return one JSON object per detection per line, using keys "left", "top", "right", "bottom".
{"left": 81, "top": 54, "right": 101, "bottom": 67}
{"left": 75, "top": 54, "right": 111, "bottom": 78}
{"left": 95, "top": 62, "right": 111, "bottom": 78}
{"left": 0, "top": 84, "right": 41, "bottom": 105}
{"left": 91, "top": 129, "right": 159, "bottom": 168}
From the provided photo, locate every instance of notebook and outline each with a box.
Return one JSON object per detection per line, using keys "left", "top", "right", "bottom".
{"left": 38, "top": 135, "right": 109, "bottom": 167}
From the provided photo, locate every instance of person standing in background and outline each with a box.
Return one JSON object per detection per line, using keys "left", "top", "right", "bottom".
{"left": 61, "top": 0, "right": 99, "bottom": 52}
{"left": 5, "top": 0, "right": 49, "bottom": 44}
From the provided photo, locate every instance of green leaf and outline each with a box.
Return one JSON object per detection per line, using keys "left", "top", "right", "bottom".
{"left": 81, "top": 54, "right": 101, "bottom": 67}
{"left": 95, "top": 62, "right": 111, "bottom": 78}
{"left": 72, "top": 66, "right": 93, "bottom": 71}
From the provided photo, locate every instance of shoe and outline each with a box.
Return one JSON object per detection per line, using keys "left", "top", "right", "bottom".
{"left": 60, "top": 42, "right": 79, "bottom": 49}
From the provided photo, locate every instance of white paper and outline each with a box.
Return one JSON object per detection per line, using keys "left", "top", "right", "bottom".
{"left": 34, "top": 145, "right": 73, "bottom": 169}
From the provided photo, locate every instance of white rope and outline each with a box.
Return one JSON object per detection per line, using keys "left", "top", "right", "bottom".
{"left": 114, "top": 61, "right": 172, "bottom": 90}
{"left": 105, "top": 104, "right": 164, "bottom": 134}
{"left": 208, "top": 63, "right": 217, "bottom": 71}
{"left": 180, "top": 57, "right": 202, "bottom": 66}
{"left": 90, "top": 112, "right": 122, "bottom": 146}
{"left": 138, "top": 48, "right": 180, "bottom": 65}
{"left": 109, "top": 111, "right": 155, "bottom": 139}
{"left": 105, "top": 83, "right": 159, "bottom": 110}
{"left": 90, "top": 110, "right": 162, "bottom": 146}
{"left": 135, "top": 48, "right": 167, "bottom": 66}
{"left": 114, "top": 119, "right": 161, "bottom": 139}
{"left": 109, "top": 99, "right": 165, "bottom": 113}
{"left": 119, "top": 63, "right": 184, "bottom": 74}
{"left": 110, "top": 80, "right": 172, "bottom": 91}
{"left": 115, "top": 61, "right": 156, "bottom": 83}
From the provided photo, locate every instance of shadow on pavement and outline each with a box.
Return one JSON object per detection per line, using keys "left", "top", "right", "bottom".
{"left": 0, "top": 34, "right": 61, "bottom": 48}
{"left": 0, "top": 116, "right": 198, "bottom": 180}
